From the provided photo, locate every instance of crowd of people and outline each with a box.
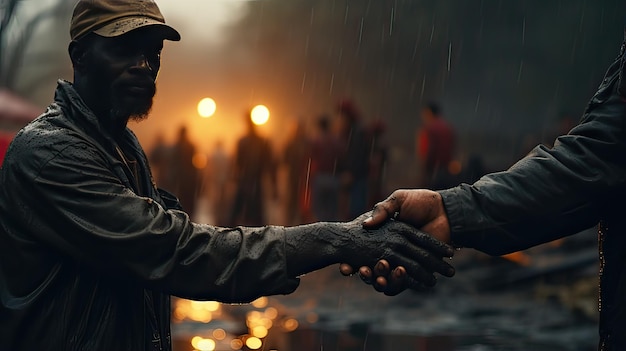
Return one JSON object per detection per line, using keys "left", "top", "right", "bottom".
{"left": 148, "top": 99, "right": 406, "bottom": 228}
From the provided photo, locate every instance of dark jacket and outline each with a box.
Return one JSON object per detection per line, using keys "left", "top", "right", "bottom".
{"left": 0, "top": 81, "right": 299, "bottom": 351}
{"left": 439, "top": 34, "right": 626, "bottom": 351}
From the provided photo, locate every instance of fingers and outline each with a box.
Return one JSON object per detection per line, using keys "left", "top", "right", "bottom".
{"left": 405, "top": 245, "right": 456, "bottom": 277}
{"left": 339, "top": 263, "right": 355, "bottom": 276}
{"left": 358, "top": 266, "right": 373, "bottom": 285}
{"left": 363, "top": 191, "right": 404, "bottom": 229}
{"left": 383, "top": 266, "right": 409, "bottom": 296}
{"left": 372, "top": 260, "right": 391, "bottom": 292}
{"left": 388, "top": 221, "right": 454, "bottom": 257}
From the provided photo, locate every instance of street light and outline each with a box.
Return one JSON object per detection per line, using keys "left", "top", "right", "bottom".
{"left": 198, "top": 98, "right": 216, "bottom": 118}
{"left": 250, "top": 105, "right": 269, "bottom": 125}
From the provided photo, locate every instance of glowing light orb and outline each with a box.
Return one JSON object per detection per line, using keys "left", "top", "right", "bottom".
{"left": 198, "top": 98, "right": 217, "bottom": 118}
{"left": 245, "top": 337, "right": 263, "bottom": 350}
{"left": 251, "top": 326, "right": 268, "bottom": 338}
{"left": 251, "top": 296, "right": 268, "bottom": 308}
{"left": 250, "top": 105, "right": 270, "bottom": 125}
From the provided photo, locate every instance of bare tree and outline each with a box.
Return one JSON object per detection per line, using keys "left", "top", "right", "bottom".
{"left": 0, "top": 0, "right": 73, "bottom": 89}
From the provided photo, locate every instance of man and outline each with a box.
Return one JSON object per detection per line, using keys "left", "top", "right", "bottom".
{"left": 416, "top": 101, "right": 456, "bottom": 189}
{"left": 230, "top": 111, "right": 277, "bottom": 226}
{"left": 0, "top": 1, "right": 454, "bottom": 350}
{"left": 344, "top": 30, "right": 626, "bottom": 351}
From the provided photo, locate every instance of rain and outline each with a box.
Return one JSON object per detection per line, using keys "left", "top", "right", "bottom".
{"left": 1, "top": 0, "right": 625, "bottom": 350}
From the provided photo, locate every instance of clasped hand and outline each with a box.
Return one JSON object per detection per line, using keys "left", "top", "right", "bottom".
{"left": 341, "top": 189, "right": 454, "bottom": 295}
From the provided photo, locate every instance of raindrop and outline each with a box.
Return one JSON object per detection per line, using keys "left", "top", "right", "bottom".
{"left": 358, "top": 17, "right": 364, "bottom": 45}
{"left": 429, "top": 20, "right": 435, "bottom": 44}
{"left": 475, "top": 94, "right": 481, "bottom": 113}
{"left": 301, "top": 73, "right": 307, "bottom": 93}
{"left": 447, "top": 42, "right": 452, "bottom": 72}
{"left": 517, "top": 60, "right": 523, "bottom": 83}
{"left": 420, "top": 75, "right": 426, "bottom": 101}
{"left": 389, "top": 4, "right": 395, "bottom": 36}
{"left": 329, "top": 73, "right": 335, "bottom": 95}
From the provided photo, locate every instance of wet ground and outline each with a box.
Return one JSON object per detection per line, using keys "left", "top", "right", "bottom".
{"left": 171, "top": 196, "right": 599, "bottom": 351}
{"left": 172, "top": 227, "right": 599, "bottom": 351}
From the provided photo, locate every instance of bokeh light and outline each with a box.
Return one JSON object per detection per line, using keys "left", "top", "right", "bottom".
{"left": 251, "top": 296, "right": 268, "bottom": 308}
{"left": 197, "top": 98, "right": 217, "bottom": 118}
{"left": 282, "top": 318, "right": 299, "bottom": 332}
{"left": 245, "top": 336, "right": 263, "bottom": 350}
{"left": 251, "top": 325, "right": 268, "bottom": 338}
{"left": 212, "top": 328, "right": 226, "bottom": 340}
{"left": 230, "top": 338, "right": 243, "bottom": 350}
{"left": 191, "top": 336, "right": 216, "bottom": 351}
{"left": 250, "top": 105, "right": 270, "bottom": 125}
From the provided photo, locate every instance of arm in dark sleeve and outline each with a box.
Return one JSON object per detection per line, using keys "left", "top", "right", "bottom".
{"left": 23, "top": 142, "right": 300, "bottom": 303}
{"left": 438, "top": 51, "right": 626, "bottom": 256}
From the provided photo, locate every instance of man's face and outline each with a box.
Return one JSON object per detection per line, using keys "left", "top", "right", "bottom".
{"left": 82, "top": 28, "right": 163, "bottom": 123}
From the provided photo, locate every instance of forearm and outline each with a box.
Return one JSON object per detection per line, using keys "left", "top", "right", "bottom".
{"left": 284, "top": 222, "right": 352, "bottom": 277}
{"left": 439, "top": 51, "right": 626, "bottom": 254}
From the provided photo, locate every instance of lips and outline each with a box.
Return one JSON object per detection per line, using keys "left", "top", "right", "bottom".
{"left": 121, "top": 82, "right": 155, "bottom": 97}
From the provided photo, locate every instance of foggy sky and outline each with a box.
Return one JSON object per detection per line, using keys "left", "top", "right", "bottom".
{"left": 3, "top": 0, "right": 626, "bottom": 175}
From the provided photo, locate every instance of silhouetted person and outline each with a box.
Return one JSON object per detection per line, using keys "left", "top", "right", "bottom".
{"left": 207, "top": 140, "right": 231, "bottom": 226}
{"left": 230, "top": 112, "right": 276, "bottom": 226}
{"left": 310, "top": 115, "right": 342, "bottom": 222}
{"left": 148, "top": 132, "right": 174, "bottom": 189}
{"left": 366, "top": 119, "right": 388, "bottom": 209}
{"left": 416, "top": 102, "right": 456, "bottom": 189}
{"left": 171, "top": 126, "right": 199, "bottom": 219}
{"left": 336, "top": 99, "right": 370, "bottom": 220}
{"left": 282, "top": 120, "right": 311, "bottom": 225}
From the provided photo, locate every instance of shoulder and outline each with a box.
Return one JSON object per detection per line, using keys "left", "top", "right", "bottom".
{"left": 3, "top": 104, "right": 105, "bottom": 179}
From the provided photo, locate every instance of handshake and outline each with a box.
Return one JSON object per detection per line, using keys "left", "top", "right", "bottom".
{"left": 286, "top": 189, "right": 456, "bottom": 296}
{"left": 343, "top": 189, "right": 455, "bottom": 295}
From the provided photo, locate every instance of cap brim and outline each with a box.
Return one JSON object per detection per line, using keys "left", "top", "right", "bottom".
{"left": 93, "top": 17, "right": 181, "bottom": 41}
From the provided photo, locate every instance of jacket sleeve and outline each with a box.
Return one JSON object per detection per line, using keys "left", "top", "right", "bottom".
{"left": 438, "top": 49, "right": 626, "bottom": 256}
{"left": 19, "top": 142, "right": 299, "bottom": 303}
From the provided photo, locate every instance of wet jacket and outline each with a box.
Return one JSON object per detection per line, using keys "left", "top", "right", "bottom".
{"left": 0, "top": 80, "right": 299, "bottom": 351}
{"left": 439, "top": 34, "right": 626, "bottom": 351}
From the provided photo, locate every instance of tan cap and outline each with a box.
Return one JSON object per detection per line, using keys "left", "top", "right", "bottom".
{"left": 70, "top": 0, "right": 181, "bottom": 41}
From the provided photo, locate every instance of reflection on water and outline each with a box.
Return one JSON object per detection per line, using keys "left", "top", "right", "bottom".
{"left": 173, "top": 325, "right": 594, "bottom": 351}
{"left": 171, "top": 237, "right": 598, "bottom": 351}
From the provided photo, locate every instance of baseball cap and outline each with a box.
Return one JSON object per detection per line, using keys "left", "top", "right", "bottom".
{"left": 70, "top": 0, "right": 181, "bottom": 42}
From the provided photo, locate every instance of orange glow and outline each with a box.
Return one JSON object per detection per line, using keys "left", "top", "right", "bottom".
{"left": 174, "top": 299, "right": 221, "bottom": 323}
{"left": 251, "top": 296, "right": 268, "bottom": 308}
{"left": 198, "top": 98, "right": 217, "bottom": 118}
{"left": 192, "top": 152, "right": 208, "bottom": 169}
{"left": 251, "top": 325, "right": 268, "bottom": 338}
{"left": 245, "top": 337, "right": 263, "bottom": 350}
{"left": 191, "top": 336, "right": 216, "bottom": 351}
{"left": 283, "top": 318, "right": 299, "bottom": 332}
{"left": 250, "top": 105, "right": 270, "bottom": 125}
{"left": 212, "top": 328, "right": 226, "bottom": 340}
{"left": 264, "top": 307, "right": 278, "bottom": 319}
{"left": 230, "top": 339, "right": 244, "bottom": 350}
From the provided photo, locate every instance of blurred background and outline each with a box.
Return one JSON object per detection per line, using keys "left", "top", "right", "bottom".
{"left": 2, "top": 0, "right": 624, "bottom": 350}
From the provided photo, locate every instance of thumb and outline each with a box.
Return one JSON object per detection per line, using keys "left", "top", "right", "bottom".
{"left": 363, "top": 192, "right": 404, "bottom": 228}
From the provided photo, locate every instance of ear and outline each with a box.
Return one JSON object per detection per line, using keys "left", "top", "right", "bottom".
{"left": 68, "top": 40, "right": 88, "bottom": 72}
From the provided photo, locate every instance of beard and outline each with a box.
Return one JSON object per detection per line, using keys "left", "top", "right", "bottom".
{"left": 109, "top": 84, "right": 155, "bottom": 124}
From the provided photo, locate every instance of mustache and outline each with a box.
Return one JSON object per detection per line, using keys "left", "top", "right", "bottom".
{"left": 116, "top": 77, "right": 156, "bottom": 95}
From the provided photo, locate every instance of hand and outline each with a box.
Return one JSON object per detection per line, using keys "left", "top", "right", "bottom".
{"left": 340, "top": 189, "right": 453, "bottom": 294}
{"left": 339, "top": 212, "right": 455, "bottom": 295}
{"left": 364, "top": 189, "right": 451, "bottom": 241}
